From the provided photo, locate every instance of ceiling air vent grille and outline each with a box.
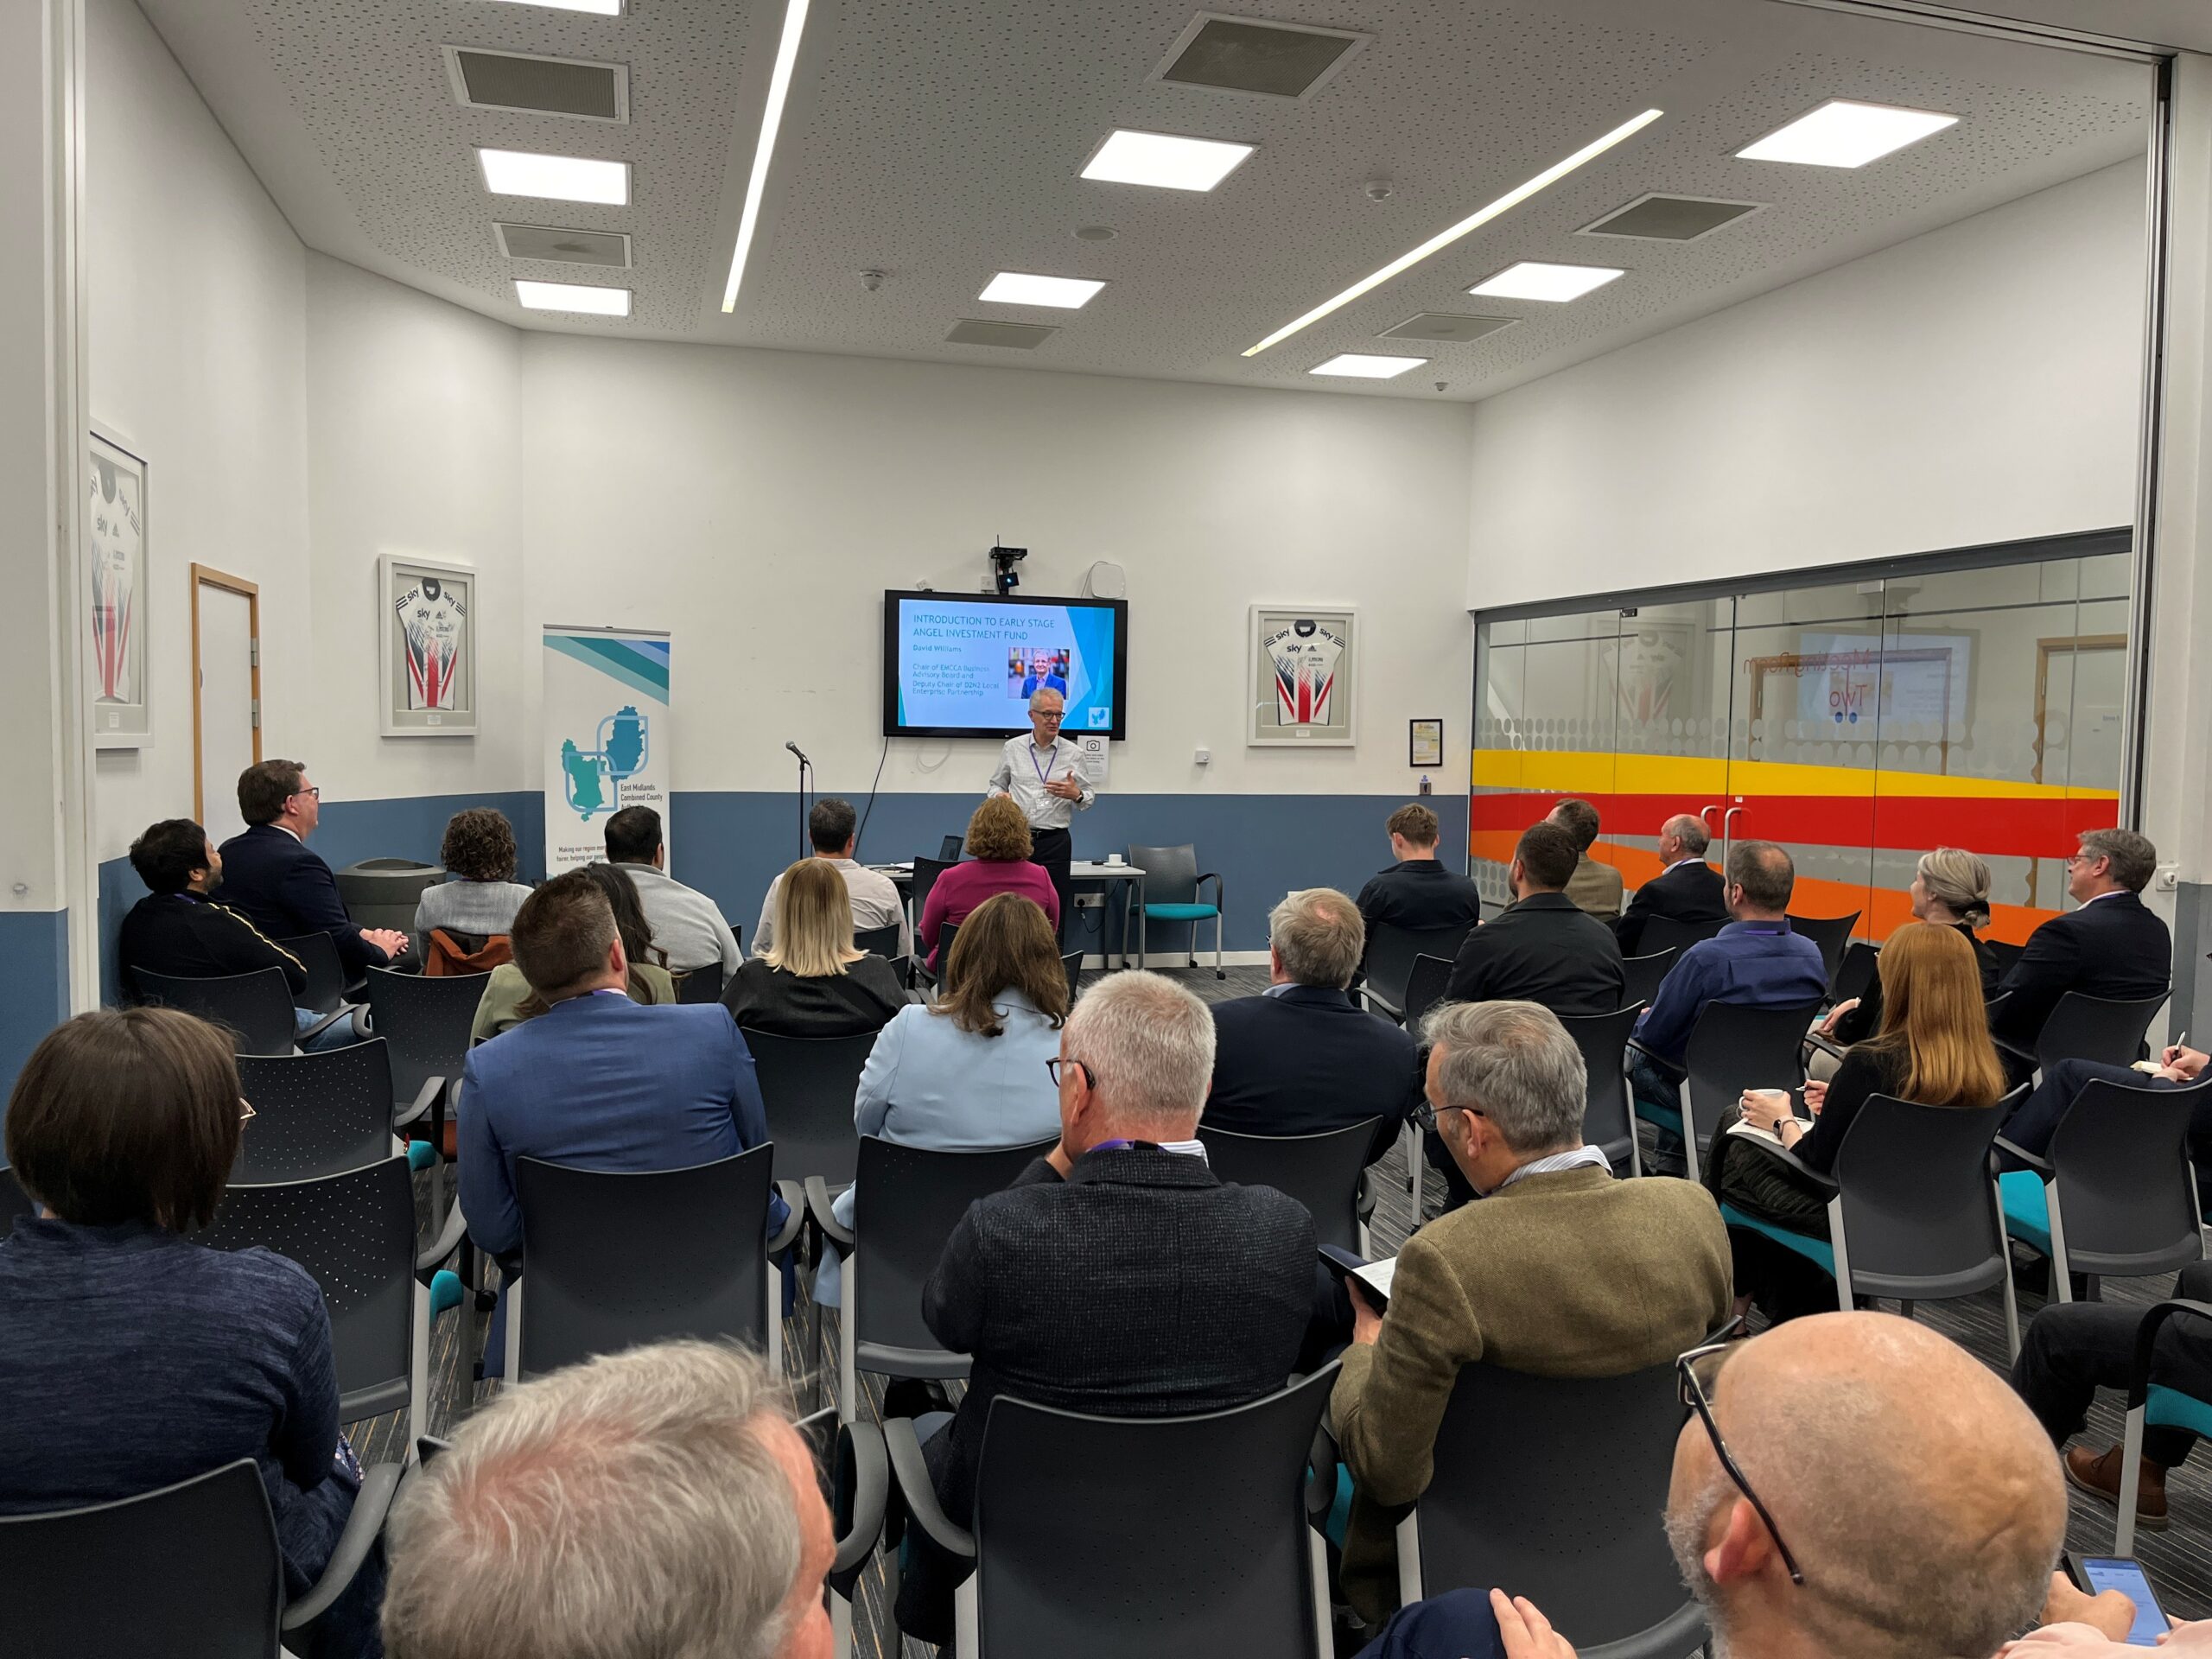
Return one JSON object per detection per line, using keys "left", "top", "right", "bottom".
{"left": 945, "top": 320, "right": 1058, "bottom": 350}
{"left": 1379, "top": 313, "right": 1518, "bottom": 344}
{"left": 1577, "top": 194, "right": 1764, "bottom": 243}
{"left": 1153, "top": 14, "right": 1367, "bottom": 100}
{"left": 445, "top": 47, "right": 628, "bottom": 123}
{"left": 494, "top": 223, "right": 632, "bottom": 267}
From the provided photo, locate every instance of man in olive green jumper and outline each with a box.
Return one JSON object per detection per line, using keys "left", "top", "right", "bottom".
{"left": 1332, "top": 999, "right": 1732, "bottom": 1627}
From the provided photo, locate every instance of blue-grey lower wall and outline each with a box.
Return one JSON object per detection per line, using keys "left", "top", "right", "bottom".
{"left": 0, "top": 910, "right": 70, "bottom": 1092}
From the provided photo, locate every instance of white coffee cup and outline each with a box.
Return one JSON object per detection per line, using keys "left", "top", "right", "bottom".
{"left": 1104, "top": 854, "right": 1124, "bottom": 865}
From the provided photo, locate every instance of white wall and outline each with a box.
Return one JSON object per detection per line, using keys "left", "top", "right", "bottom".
{"left": 1465, "top": 161, "right": 2148, "bottom": 611}
{"left": 519, "top": 340, "right": 1478, "bottom": 798}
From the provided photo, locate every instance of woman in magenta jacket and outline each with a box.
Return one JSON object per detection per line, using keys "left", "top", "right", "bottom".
{"left": 919, "top": 795, "right": 1060, "bottom": 970}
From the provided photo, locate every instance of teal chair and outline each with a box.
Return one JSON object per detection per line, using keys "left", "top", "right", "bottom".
{"left": 1128, "top": 842, "right": 1224, "bottom": 978}
{"left": 2116, "top": 1299, "right": 2212, "bottom": 1554}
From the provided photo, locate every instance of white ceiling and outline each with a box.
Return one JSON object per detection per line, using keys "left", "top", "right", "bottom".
{"left": 135, "top": 0, "right": 2154, "bottom": 400}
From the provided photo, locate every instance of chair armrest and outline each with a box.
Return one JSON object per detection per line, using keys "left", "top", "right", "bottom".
{"left": 1804, "top": 1032, "right": 1847, "bottom": 1062}
{"left": 769, "top": 1181, "right": 806, "bottom": 1255}
{"left": 282, "top": 1459, "right": 402, "bottom": 1630}
{"left": 883, "top": 1415, "right": 974, "bottom": 1560}
{"left": 1195, "top": 873, "right": 1223, "bottom": 899}
{"left": 2130, "top": 1300, "right": 2212, "bottom": 1409}
{"left": 416, "top": 1199, "right": 468, "bottom": 1276}
{"left": 1993, "top": 1136, "right": 2053, "bottom": 1176}
{"left": 804, "top": 1175, "right": 854, "bottom": 1251}
{"left": 834, "top": 1421, "right": 889, "bottom": 1580}
{"left": 1731, "top": 1132, "right": 1839, "bottom": 1198}
{"left": 1306, "top": 1421, "right": 1339, "bottom": 1523}
{"left": 1360, "top": 985, "right": 1406, "bottom": 1023}
{"left": 294, "top": 1007, "right": 352, "bottom": 1047}
{"left": 1356, "top": 1169, "right": 1377, "bottom": 1224}
{"left": 1993, "top": 1034, "right": 2037, "bottom": 1066}
{"left": 393, "top": 1076, "right": 445, "bottom": 1129}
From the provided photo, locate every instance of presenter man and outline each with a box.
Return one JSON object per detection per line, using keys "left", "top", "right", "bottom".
{"left": 988, "top": 688, "right": 1093, "bottom": 943}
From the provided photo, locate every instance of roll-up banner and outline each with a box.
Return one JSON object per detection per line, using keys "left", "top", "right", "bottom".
{"left": 543, "top": 626, "right": 671, "bottom": 877}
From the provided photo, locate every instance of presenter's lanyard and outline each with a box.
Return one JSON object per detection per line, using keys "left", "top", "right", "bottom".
{"left": 1029, "top": 741, "right": 1057, "bottom": 788}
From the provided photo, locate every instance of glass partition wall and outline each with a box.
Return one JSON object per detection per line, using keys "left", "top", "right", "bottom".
{"left": 1471, "top": 532, "right": 2132, "bottom": 944}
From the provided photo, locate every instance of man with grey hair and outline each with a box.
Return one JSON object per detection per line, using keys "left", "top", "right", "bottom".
{"left": 1991, "top": 825, "right": 2170, "bottom": 1058}
{"left": 380, "top": 1340, "right": 836, "bottom": 1659}
{"left": 1612, "top": 811, "right": 1728, "bottom": 955}
{"left": 986, "top": 684, "right": 1095, "bottom": 943}
{"left": 900, "top": 969, "right": 1319, "bottom": 1643}
{"left": 1205, "top": 887, "right": 1423, "bottom": 1151}
{"left": 1332, "top": 998, "right": 1730, "bottom": 1632}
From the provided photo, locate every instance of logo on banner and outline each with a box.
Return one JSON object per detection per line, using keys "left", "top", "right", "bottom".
{"left": 559, "top": 705, "right": 650, "bottom": 822}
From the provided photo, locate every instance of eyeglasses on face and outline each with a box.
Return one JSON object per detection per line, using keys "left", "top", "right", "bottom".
{"left": 1677, "top": 1343, "right": 1805, "bottom": 1587}
{"left": 1045, "top": 1057, "right": 1095, "bottom": 1090}
{"left": 1409, "top": 1099, "right": 1484, "bottom": 1135}
{"left": 290, "top": 785, "right": 321, "bottom": 801}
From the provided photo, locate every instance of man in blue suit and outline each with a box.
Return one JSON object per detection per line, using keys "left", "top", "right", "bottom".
{"left": 460, "top": 869, "right": 786, "bottom": 1374}
{"left": 216, "top": 758, "right": 410, "bottom": 981}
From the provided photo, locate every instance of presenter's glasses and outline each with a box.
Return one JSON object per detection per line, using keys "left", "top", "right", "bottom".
{"left": 1677, "top": 1342, "right": 1805, "bottom": 1586}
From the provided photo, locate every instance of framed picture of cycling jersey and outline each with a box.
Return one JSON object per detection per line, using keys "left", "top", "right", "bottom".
{"left": 379, "top": 554, "right": 477, "bottom": 737}
{"left": 87, "top": 429, "right": 152, "bottom": 748}
{"left": 1249, "top": 604, "right": 1357, "bottom": 747}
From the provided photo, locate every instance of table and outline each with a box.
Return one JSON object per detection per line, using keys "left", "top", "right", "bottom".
{"left": 871, "top": 861, "right": 1149, "bottom": 969}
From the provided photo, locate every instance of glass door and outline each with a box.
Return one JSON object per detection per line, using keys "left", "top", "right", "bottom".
{"left": 1605, "top": 597, "right": 1736, "bottom": 890}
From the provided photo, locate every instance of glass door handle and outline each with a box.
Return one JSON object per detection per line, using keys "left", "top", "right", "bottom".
{"left": 1700, "top": 804, "right": 1721, "bottom": 830}
{"left": 1722, "top": 805, "right": 1746, "bottom": 860}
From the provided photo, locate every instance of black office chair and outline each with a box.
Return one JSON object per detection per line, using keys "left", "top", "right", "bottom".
{"left": 750, "top": 1031, "right": 877, "bottom": 1194}
{"left": 1638, "top": 915, "right": 1725, "bottom": 957}
{"left": 0, "top": 1162, "right": 31, "bottom": 1225}
{"left": 1061, "top": 946, "right": 1084, "bottom": 1007}
{"left": 1559, "top": 1004, "right": 1645, "bottom": 1176}
{"left": 911, "top": 855, "right": 956, "bottom": 933}
{"left": 1363, "top": 924, "right": 1472, "bottom": 1023}
{"left": 1619, "top": 947, "right": 1680, "bottom": 1008}
{"left": 1388, "top": 1360, "right": 1704, "bottom": 1659}
{"left": 1828, "top": 938, "right": 1881, "bottom": 1011}
{"left": 131, "top": 965, "right": 340, "bottom": 1057}
{"left": 509, "top": 1147, "right": 800, "bottom": 1382}
{"left": 1999, "top": 1074, "right": 2211, "bottom": 1301}
{"left": 364, "top": 965, "right": 488, "bottom": 1213}
{"left": 795, "top": 1405, "right": 892, "bottom": 1659}
{"left": 1198, "top": 1119, "right": 1382, "bottom": 1254}
{"left": 887, "top": 1365, "right": 1340, "bottom": 1658}
{"left": 1645, "top": 1000, "right": 1821, "bottom": 1185}
{"left": 233, "top": 1041, "right": 402, "bottom": 1182}
{"left": 1128, "top": 841, "right": 1225, "bottom": 977}
{"left": 0, "top": 1457, "right": 399, "bottom": 1659}
{"left": 274, "top": 932, "right": 349, "bottom": 1014}
{"left": 1986, "top": 938, "right": 2025, "bottom": 981}
{"left": 917, "top": 919, "right": 960, "bottom": 993}
{"left": 1787, "top": 911, "right": 1860, "bottom": 990}
{"left": 808, "top": 1137, "right": 1054, "bottom": 1422}
{"left": 1402, "top": 954, "right": 1453, "bottom": 1030}
{"left": 855, "top": 924, "right": 902, "bottom": 958}
{"left": 2029, "top": 990, "right": 2171, "bottom": 1075}
{"left": 673, "top": 963, "right": 727, "bottom": 1004}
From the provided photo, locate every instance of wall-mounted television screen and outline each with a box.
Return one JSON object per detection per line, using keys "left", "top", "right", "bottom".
{"left": 882, "top": 590, "right": 1127, "bottom": 740}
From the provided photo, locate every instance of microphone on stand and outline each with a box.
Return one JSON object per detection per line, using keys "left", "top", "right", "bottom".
{"left": 785, "top": 741, "right": 814, "bottom": 856}
{"left": 785, "top": 741, "right": 812, "bottom": 765}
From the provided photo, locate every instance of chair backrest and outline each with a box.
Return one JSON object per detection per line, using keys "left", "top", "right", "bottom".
{"left": 746, "top": 1030, "right": 879, "bottom": 1186}
{"left": 130, "top": 967, "right": 297, "bottom": 1057}
{"left": 201, "top": 1155, "right": 416, "bottom": 1422}
{"left": 513, "top": 1147, "right": 773, "bottom": 1380}
{"left": 1128, "top": 842, "right": 1199, "bottom": 906}
{"left": 1197, "top": 1120, "right": 1382, "bottom": 1254}
{"left": 273, "top": 932, "right": 348, "bottom": 1014}
{"left": 334, "top": 859, "right": 443, "bottom": 935}
{"left": 1403, "top": 954, "right": 1453, "bottom": 1030}
{"left": 1828, "top": 1089, "right": 2019, "bottom": 1297}
{"left": 1366, "top": 924, "right": 1472, "bottom": 1016}
{"left": 971, "top": 1367, "right": 1338, "bottom": 1659}
{"left": 673, "top": 963, "right": 726, "bottom": 1004}
{"left": 1640, "top": 914, "right": 1725, "bottom": 957}
{"left": 1787, "top": 912, "right": 1860, "bottom": 988}
{"left": 1681, "top": 1001, "right": 1820, "bottom": 1150}
{"left": 1619, "top": 947, "right": 1679, "bottom": 1008}
{"left": 424, "top": 928, "right": 512, "bottom": 977}
{"left": 1414, "top": 1359, "right": 1699, "bottom": 1652}
{"left": 1558, "top": 1005, "right": 1644, "bottom": 1164}
{"left": 855, "top": 924, "right": 901, "bottom": 958}
{"left": 1062, "top": 946, "right": 1084, "bottom": 1007}
{"left": 912, "top": 855, "right": 955, "bottom": 920}
{"left": 1986, "top": 938, "right": 2025, "bottom": 980}
{"left": 363, "top": 965, "right": 489, "bottom": 1105}
{"left": 939, "top": 833, "right": 966, "bottom": 861}
{"left": 850, "top": 1137, "right": 1053, "bottom": 1360}
{"left": 935, "top": 920, "right": 960, "bottom": 969}
{"left": 1830, "top": 938, "right": 1881, "bottom": 1010}
{"left": 1, "top": 1162, "right": 31, "bottom": 1226}
{"left": 232, "top": 1041, "right": 396, "bottom": 1182}
{"left": 2036, "top": 991, "right": 2171, "bottom": 1073}
{"left": 0, "top": 1459, "right": 283, "bottom": 1659}
{"left": 2048, "top": 1076, "right": 2211, "bottom": 1279}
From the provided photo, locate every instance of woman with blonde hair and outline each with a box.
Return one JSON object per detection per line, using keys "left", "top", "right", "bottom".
{"left": 721, "top": 858, "right": 906, "bottom": 1038}
{"left": 918, "top": 795, "right": 1059, "bottom": 971}
{"left": 1722, "top": 921, "right": 2009, "bottom": 1321}
{"left": 1819, "top": 846, "right": 2000, "bottom": 1047}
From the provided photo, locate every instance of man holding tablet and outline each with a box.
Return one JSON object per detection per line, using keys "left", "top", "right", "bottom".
{"left": 988, "top": 688, "right": 1093, "bottom": 943}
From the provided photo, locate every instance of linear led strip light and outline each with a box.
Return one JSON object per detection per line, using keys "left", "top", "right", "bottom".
{"left": 721, "top": 0, "right": 812, "bottom": 312}
{"left": 1242, "top": 107, "right": 1664, "bottom": 358}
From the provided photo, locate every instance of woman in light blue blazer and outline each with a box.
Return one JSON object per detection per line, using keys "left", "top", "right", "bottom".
{"left": 818, "top": 892, "right": 1069, "bottom": 1305}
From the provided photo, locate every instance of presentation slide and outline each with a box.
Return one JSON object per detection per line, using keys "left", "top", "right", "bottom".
{"left": 884, "top": 591, "right": 1125, "bottom": 739}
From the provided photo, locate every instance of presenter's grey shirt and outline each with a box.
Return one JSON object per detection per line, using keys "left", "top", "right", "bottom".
{"left": 988, "top": 734, "right": 1096, "bottom": 831}
{"left": 755, "top": 858, "right": 911, "bottom": 958}
{"left": 617, "top": 861, "right": 744, "bottom": 976}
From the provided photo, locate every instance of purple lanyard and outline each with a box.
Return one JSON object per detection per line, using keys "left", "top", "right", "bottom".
{"left": 1029, "top": 742, "right": 1056, "bottom": 786}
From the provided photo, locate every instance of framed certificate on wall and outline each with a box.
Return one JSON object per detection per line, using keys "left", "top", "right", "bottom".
{"left": 1409, "top": 718, "right": 1443, "bottom": 767}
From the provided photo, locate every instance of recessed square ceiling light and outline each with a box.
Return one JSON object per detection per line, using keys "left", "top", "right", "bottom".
{"left": 1080, "top": 129, "right": 1255, "bottom": 192}
{"left": 475, "top": 0, "right": 622, "bottom": 13}
{"left": 977, "top": 272, "right": 1106, "bottom": 309}
{"left": 478, "top": 148, "right": 630, "bottom": 205}
{"left": 1735, "top": 99, "right": 1958, "bottom": 168}
{"left": 1310, "top": 353, "right": 1427, "bottom": 379}
{"left": 515, "top": 279, "right": 631, "bottom": 315}
{"left": 1468, "top": 261, "right": 1624, "bottom": 302}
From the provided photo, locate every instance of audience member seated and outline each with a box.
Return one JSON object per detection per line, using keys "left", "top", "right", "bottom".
{"left": 1205, "top": 887, "right": 1421, "bottom": 1159}
{"left": 2012, "top": 1259, "right": 2212, "bottom": 1533}
{"left": 412, "top": 808, "right": 533, "bottom": 964}
{"left": 815, "top": 891, "right": 1067, "bottom": 1308}
{"left": 1611, "top": 812, "right": 1728, "bottom": 955}
{"left": 1990, "top": 827, "right": 2169, "bottom": 1060}
{"left": 603, "top": 804, "right": 742, "bottom": 977}
{"left": 896, "top": 969, "right": 1317, "bottom": 1645}
{"left": 1332, "top": 999, "right": 1730, "bottom": 1630}
{"left": 723, "top": 858, "right": 906, "bottom": 1038}
{"left": 218, "top": 759, "right": 410, "bottom": 979}
{"left": 1444, "top": 823, "right": 1625, "bottom": 1012}
{"left": 0, "top": 1009, "right": 384, "bottom": 1658}
{"left": 458, "top": 870, "right": 782, "bottom": 1375}
{"left": 2001, "top": 1041, "right": 2212, "bottom": 1185}
{"left": 917, "top": 795, "right": 1059, "bottom": 972}
{"left": 1715, "top": 923, "right": 2005, "bottom": 1324}
{"left": 380, "top": 1342, "right": 832, "bottom": 1659}
{"left": 753, "top": 795, "right": 910, "bottom": 961}
{"left": 118, "top": 817, "right": 365, "bottom": 1051}
{"left": 470, "top": 861, "right": 675, "bottom": 1043}
{"left": 1547, "top": 797, "right": 1623, "bottom": 920}
{"left": 1353, "top": 802, "right": 1484, "bottom": 938}
{"left": 1815, "top": 847, "right": 1999, "bottom": 1054}
{"left": 1628, "top": 842, "right": 1828, "bottom": 1176}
